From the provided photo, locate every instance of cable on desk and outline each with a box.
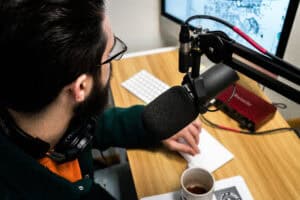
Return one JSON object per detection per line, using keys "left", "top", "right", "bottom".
{"left": 272, "top": 102, "right": 287, "bottom": 109}
{"left": 200, "top": 115, "right": 299, "bottom": 137}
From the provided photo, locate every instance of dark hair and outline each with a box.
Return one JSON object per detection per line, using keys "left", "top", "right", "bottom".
{"left": 0, "top": 0, "right": 107, "bottom": 113}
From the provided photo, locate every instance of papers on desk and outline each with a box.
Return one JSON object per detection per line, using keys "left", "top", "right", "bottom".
{"left": 140, "top": 176, "right": 254, "bottom": 200}
{"left": 179, "top": 128, "right": 234, "bottom": 172}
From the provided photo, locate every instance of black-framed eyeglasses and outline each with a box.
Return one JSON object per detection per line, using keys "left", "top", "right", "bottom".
{"left": 101, "top": 36, "right": 127, "bottom": 65}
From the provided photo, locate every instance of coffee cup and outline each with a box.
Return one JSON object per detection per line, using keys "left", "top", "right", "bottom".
{"left": 180, "top": 167, "right": 214, "bottom": 200}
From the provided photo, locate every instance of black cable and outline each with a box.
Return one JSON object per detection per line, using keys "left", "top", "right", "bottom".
{"left": 184, "top": 15, "right": 273, "bottom": 58}
{"left": 185, "top": 15, "right": 234, "bottom": 28}
{"left": 272, "top": 103, "right": 287, "bottom": 109}
{"left": 200, "top": 115, "right": 298, "bottom": 137}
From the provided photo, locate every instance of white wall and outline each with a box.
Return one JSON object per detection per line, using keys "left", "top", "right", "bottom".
{"left": 106, "top": 0, "right": 168, "bottom": 53}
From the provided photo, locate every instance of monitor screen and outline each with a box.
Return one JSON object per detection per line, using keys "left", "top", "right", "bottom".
{"left": 162, "top": 0, "right": 299, "bottom": 57}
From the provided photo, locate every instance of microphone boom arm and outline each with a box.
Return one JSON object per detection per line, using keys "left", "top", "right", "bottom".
{"left": 197, "top": 31, "right": 300, "bottom": 104}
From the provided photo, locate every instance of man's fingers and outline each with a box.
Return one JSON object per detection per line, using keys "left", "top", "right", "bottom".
{"left": 192, "top": 118, "right": 202, "bottom": 130}
{"left": 182, "top": 131, "right": 200, "bottom": 154}
{"left": 169, "top": 141, "right": 196, "bottom": 155}
{"left": 162, "top": 118, "right": 202, "bottom": 156}
{"left": 188, "top": 125, "right": 200, "bottom": 145}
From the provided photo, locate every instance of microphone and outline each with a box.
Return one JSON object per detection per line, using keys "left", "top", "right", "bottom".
{"left": 179, "top": 24, "right": 191, "bottom": 73}
{"left": 142, "top": 86, "right": 198, "bottom": 140}
{"left": 142, "top": 64, "right": 238, "bottom": 140}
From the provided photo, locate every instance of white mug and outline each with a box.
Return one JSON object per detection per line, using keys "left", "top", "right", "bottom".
{"left": 180, "top": 167, "right": 215, "bottom": 200}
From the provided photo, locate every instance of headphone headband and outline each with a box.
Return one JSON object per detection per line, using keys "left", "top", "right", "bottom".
{"left": 0, "top": 109, "right": 95, "bottom": 163}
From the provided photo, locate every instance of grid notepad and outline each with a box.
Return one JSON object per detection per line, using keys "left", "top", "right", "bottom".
{"left": 121, "top": 70, "right": 170, "bottom": 104}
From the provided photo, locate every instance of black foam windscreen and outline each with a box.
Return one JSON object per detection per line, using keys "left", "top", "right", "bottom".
{"left": 142, "top": 86, "right": 199, "bottom": 140}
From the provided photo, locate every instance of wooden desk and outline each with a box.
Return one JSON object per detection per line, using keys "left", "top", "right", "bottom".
{"left": 110, "top": 50, "right": 300, "bottom": 200}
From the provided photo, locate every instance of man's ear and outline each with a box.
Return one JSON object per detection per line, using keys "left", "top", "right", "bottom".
{"left": 67, "top": 74, "right": 93, "bottom": 103}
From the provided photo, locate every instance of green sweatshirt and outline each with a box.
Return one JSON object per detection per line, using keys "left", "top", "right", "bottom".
{"left": 0, "top": 105, "right": 160, "bottom": 200}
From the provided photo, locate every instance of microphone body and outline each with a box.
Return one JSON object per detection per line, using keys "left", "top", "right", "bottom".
{"left": 142, "top": 64, "right": 238, "bottom": 140}
{"left": 179, "top": 24, "right": 191, "bottom": 73}
{"left": 201, "top": 63, "right": 238, "bottom": 99}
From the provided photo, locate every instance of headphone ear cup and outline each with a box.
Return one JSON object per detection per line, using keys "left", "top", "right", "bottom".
{"left": 49, "top": 118, "right": 95, "bottom": 163}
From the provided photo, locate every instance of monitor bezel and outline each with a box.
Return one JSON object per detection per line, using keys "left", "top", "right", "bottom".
{"left": 161, "top": 0, "right": 299, "bottom": 58}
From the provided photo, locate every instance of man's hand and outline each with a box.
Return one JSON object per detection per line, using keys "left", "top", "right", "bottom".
{"left": 162, "top": 118, "right": 201, "bottom": 156}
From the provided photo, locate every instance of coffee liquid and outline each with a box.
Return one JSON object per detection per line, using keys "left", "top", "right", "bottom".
{"left": 186, "top": 185, "right": 207, "bottom": 194}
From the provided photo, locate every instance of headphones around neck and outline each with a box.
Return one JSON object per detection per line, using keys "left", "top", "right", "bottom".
{"left": 0, "top": 109, "right": 96, "bottom": 163}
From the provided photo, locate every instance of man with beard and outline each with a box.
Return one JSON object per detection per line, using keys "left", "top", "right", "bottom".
{"left": 0, "top": 0, "right": 201, "bottom": 199}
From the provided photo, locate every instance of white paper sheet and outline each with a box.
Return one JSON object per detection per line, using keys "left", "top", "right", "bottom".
{"left": 179, "top": 128, "right": 234, "bottom": 172}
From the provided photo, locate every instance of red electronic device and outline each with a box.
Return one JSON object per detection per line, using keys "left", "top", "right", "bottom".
{"left": 214, "top": 83, "right": 277, "bottom": 132}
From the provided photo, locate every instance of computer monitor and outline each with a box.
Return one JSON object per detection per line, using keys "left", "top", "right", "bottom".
{"left": 161, "top": 0, "right": 299, "bottom": 58}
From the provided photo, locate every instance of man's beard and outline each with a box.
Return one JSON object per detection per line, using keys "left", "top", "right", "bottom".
{"left": 73, "top": 70, "right": 111, "bottom": 122}
{"left": 51, "top": 69, "right": 111, "bottom": 156}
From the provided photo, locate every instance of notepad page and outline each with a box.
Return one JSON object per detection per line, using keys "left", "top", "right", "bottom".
{"left": 121, "top": 70, "right": 170, "bottom": 104}
{"left": 179, "top": 128, "right": 234, "bottom": 173}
